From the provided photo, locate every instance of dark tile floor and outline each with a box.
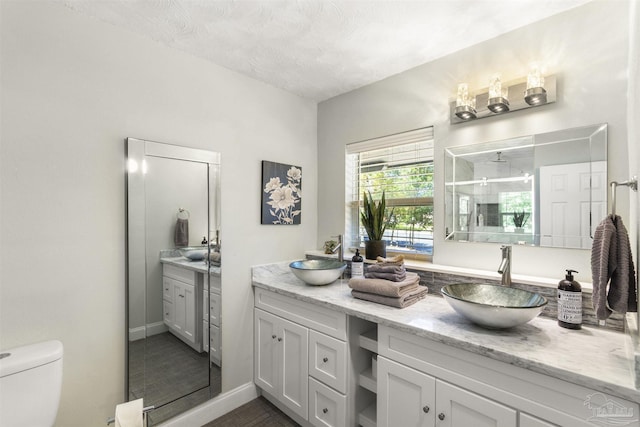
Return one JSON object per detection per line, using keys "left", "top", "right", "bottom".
{"left": 201, "top": 396, "right": 299, "bottom": 427}
{"left": 128, "top": 332, "right": 222, "bottom": 425}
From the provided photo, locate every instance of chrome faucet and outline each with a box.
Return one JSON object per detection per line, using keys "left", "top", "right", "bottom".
{"left": 498, "top": 245, "right": 512, "bottom": 286}
{"left": 331, "top": 234, "right": 344, "bottom": 262}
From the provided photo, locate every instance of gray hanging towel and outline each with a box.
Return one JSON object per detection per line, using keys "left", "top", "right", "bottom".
{"left": 591, "top": 214, "right": 638, "bottom": 320}
{"left": 174, "top": 218, "right": 189, "bottom": 247}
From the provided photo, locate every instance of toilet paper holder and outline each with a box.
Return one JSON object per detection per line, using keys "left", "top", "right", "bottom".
{"left": 106, "top": 405, "right": 155, "bottom": 426}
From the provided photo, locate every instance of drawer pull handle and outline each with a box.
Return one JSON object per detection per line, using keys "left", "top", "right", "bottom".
{"left": 438, "top": 413, "right": 445, "bottom": 421}
{"left": 422, "top": 405, "right": 430, "bottom": 413}
{"left": 323, "top": 357, "right": 328, "bottom": 363}
{"left": 322, "top": 408, "right": 328, "bottom": 414}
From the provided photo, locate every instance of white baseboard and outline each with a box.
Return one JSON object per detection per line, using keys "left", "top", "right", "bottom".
{"left": 128, "top": 322, "right": 168, "bottom": 341}
{"left": 157, "top": 382, "right": 258, "bottom": 427}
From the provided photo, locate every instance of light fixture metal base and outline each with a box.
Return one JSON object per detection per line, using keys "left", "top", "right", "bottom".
{"left": 524, "top": 87, "right": 547, "bottom": 105}
{"left": 487, "top": 97, "right": 510, "bottom": 113}
{"left": 454, "top": 105, "right": 477, "bottom": 120}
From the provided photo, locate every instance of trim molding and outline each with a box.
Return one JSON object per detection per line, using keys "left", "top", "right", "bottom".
{"left": 157, "top": 382, "right": 258, "bottom": 427}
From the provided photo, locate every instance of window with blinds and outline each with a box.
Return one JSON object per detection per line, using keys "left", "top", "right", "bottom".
{"left": 345, "top": 127, "right": 434, "bottom": 259}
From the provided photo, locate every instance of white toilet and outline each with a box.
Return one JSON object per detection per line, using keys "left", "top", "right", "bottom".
{"left": 0, "top": 340, "right": 63, "bottom": 427}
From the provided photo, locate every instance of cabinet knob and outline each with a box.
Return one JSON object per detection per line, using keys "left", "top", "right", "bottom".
{"left": 438, "top": 413, "right": 445, "bottom": 421}
{"left": 322, "top": 408, "right": 328, "bottom": 414}
{"left": 422, "top": 405, "right": 430, "bottom": 413}
{"left": 272, "top": 334, "right": 277, "bottom": 339}
{"left": 277, "top": 337, "right": 282, "bottom": 342}
{"left": 323, "top": 357, "right": 329, "bottom": 363}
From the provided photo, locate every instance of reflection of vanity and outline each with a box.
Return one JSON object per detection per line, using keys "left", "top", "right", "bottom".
{"left": 161, "top": 257, "right": 221, "bottom": 366}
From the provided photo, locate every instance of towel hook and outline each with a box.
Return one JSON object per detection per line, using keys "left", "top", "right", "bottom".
{"left": 177, "top": 207, "right": 190, "bottom": 220}
{"left": 609, "top": 177, "right": 638, "bottom": 216}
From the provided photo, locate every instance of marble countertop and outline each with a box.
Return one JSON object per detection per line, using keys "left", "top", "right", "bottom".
{"left": 160, "top": 256, "right": 221, "bottom": 276}
{"left": 252, "top": 261, "right": 639, "bottom": 403}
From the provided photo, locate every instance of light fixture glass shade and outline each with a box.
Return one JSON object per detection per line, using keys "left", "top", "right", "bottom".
{"left": 455, "top": 83, "right": 477, "bottom": 120}
{"left": 488, "top": 74, "right": 509, "bottom": 113}
{"left": 525, "top": 64, "right": 547, "bottom": 105}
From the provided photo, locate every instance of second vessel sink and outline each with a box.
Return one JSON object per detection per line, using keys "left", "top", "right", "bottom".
{"left": 441, "top": 283, "right": 548, "bottom": 329}
{"left": 178, "top": 247, "right": 208, "bottom": 261}
{"left": 289, "top": 259, "right": 347, "bottom": 286}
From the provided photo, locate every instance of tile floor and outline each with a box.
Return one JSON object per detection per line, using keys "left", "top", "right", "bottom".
{"left": 201, "top": 396, "right": 299, "bottom": 427}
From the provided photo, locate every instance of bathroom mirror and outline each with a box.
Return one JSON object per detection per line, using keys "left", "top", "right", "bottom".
{"left": 445, "top": 123, "right": 607, "bottom": 249}
{"left": 126, "top": 138, "right": 221, "bottom": 425}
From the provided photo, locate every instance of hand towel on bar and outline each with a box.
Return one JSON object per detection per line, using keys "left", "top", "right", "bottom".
{"left": 115, "top": 398, "right": 143, "bottom": 427}
{"left": 375, "top": 255, "right": 405, "bottom": 265}
{"left": 174, "top": 218, "right": 189, "bottom": 247}
{"left": 351, "top": 285, "right": 428, "bottom": 308}
{"left": 591, "top": 214, "right": 638, "bottom": 320}
{"left": 349, "top": 272, "right": 419, "bottom": 297}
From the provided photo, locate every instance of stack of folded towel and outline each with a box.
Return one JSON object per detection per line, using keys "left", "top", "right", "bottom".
{"left": 348, "top": 255, "right": 428, "bottom": 308}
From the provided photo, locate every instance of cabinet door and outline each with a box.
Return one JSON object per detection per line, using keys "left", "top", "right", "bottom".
{"left": 163, "top": 300, "right": 174, "bottom": 326}
{"left": 435, "top": 380, "right": 516, "bottom": 427}
{"left": 209, "top": 291, "right": 221, "bottom": 327}
{"left": 255, "top": 310, "right": 279, "bottom": 395}
{"left": 280, "top": 315, "right": 309, "bottom": 420}
{"left": 377, "top": 356, "right": 436, "bottom": 427}
{"left": 309, "top": 377, "right": 346, "bottom": 427}
{"left": 182, "top": 282, "right": 196, "bottom": 342}
{"left": 173, "top": 282, "right": 187, "bottom": 334}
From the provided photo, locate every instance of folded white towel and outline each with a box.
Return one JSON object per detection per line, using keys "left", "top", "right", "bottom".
{"left": 115, "top": 399, "right": 143, "bottom": 427}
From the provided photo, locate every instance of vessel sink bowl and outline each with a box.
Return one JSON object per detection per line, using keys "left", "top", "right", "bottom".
{"left": 441, "top": 283, "right": 548, "bottom": 329}
{"left": 289, "top": 259, "right": 347, "bottom": 286}
{"left": 178, "top": 247, "right": 208, "bottom": 261}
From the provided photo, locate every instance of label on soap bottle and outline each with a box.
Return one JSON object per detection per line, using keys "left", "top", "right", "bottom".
{"left": 351, "top": 262, "right": 364, "bottom": 278}
{"left": 558, "top": 290, "right": 582, "bottom": 324}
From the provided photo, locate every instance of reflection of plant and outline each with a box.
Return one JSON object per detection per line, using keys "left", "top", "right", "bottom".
{"left": 513, "top": 210, "right": 529, "bottom": 228}
{"left": 361, "top": 191, "right": 393, "bottom": 241}
{"left": 264, "top": 166, "right": 302, "bottom": 224}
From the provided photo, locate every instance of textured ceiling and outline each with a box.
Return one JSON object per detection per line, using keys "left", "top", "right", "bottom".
{"left": 59, "top": 0, "right": 591, "bottom": 101}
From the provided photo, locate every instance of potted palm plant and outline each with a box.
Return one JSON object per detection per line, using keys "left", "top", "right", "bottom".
{"left": 361, "top": 190, "right": 393, "bottom": 260}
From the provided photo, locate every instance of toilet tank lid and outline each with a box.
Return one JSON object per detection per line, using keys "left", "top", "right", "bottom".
{"left": 0, "top": 340, "right": 63, "bottom": 378}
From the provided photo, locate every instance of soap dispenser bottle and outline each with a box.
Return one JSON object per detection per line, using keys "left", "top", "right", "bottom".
{"left": 557, "top": 269, "right": 582, "bottom": 329}
{"left": 351, "top": 249, "right": 364, "bottom": 278}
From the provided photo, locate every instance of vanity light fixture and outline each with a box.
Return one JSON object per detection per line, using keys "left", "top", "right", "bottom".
{"left": 524, "top": 64, "right": 547, "bottom": 105}
{"left": 450, "top": 69, "right": 555, "bottom": 124}
{"left": 454, "top": 83, "right": 477, "bottom": 120}
{"left": 487, "top": 74, "right": 509, "bottom": 113}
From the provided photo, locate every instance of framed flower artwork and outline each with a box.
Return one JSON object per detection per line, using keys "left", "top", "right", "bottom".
{"left": 261, "top": 160, "right": 302, "bottom": 225}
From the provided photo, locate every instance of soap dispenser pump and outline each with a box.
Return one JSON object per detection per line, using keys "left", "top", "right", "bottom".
{"left": 557, "top": 269, "right": 582, "bottom": 329}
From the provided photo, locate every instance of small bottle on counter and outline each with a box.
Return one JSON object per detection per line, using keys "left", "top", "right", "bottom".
{"left": 557, "top": 269, "right": 582, "bottom": 329}
{"left": 351, "top": 249, "right": 364, "bottom": 278}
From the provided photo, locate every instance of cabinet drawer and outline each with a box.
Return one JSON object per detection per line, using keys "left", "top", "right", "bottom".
{"left": 255, "top": 288, "right": 346, "bottom": 340}
{"left": 209, "top": 274, "right": 221, "bottom": 293}
{"left": 163, "top": 264, "right": 196, "bottom": 285}
{"left": 210, "top": 324, "right": 221, "bottom": 366}
{"left": 202, "top": 319, "right": 209, "bottom": 352}
{"left": 309, "top": 330, "right": 347, "bottom": 394}
{"left": 210, "top": 291, "right": 221, "bottom": 327}
{"left": 163, "top": 277, "right": 174, "bottom": 302}
{"left": 309, "top": 377, "right": 346, "bottom": 427}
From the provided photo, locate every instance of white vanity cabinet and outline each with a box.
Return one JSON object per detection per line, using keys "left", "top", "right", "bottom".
{"left": 377, "top": 356, "right": 515, "bottom": 427}
{"left": 254, "top": 288, "right": 349, "bottom": 427}
{"left": 378, "top": 325, "right": 639, "bottom": 427}
{"left": 162, "top": 264, "right": 203, "bottom": 352}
